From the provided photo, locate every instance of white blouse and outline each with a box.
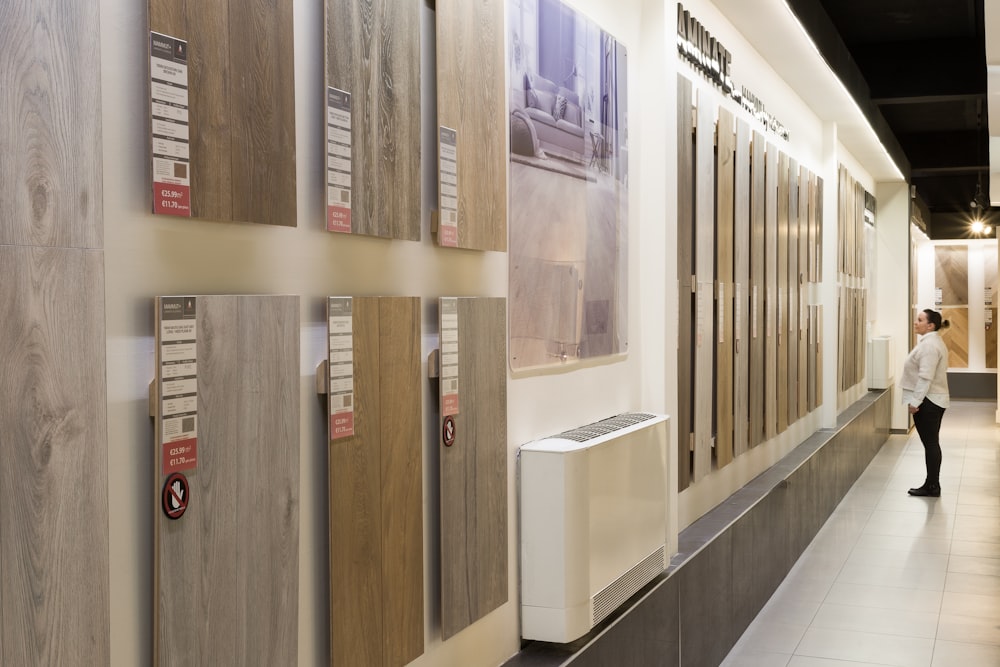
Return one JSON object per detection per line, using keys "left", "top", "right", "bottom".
{"left": 899, "top": 330, "right": 950, "bottom": 409}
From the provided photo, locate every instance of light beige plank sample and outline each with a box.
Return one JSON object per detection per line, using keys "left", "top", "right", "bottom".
{"left": 797, "top": 166, "right": 809, "bottom": 418}
{"left": 935, "top": 245, "right": 969, "bottom": 306}
{"left": 325, "top": 0, "right": 420, "bottom": 240}
{"left": 764, "top": 142, "right": 778, "bottom": 440}
{"left": 440, "top": 297, "right": 507, "bottom": 639}
{"left": 1, "top": 0, "right": 103, "bottom": 249}
{"left": 155, "top": 295, "right": 299, "bottom": 666}
{"left": 748, "top": 131, "right": 766, "bottom": 448}
{"left": 1, "top": 246, "right": 109, "bottom": 665}
{"left": 787, "top": 158, "right": 799, "bottom": 424}
{"left": 328, "top": 297, "right": 423, "bottom": 667}
{"left": 716, "top": 107, "right": 735, "bottom": 469}
{"left": 693, "top": 95, "right": 715, "bottom": 481}
{"left": 941, "top": 307, "right": 969, "bottom": 368}
{"left": 733, "top": 118, "right": 751, "bottom": 457}
{"left": 435, "top": 0, "right": 506, "bottom": 250}
{"left": 776, "top": 151, "right": 789, "bottom": 433}
{"left": 677, "top": 76, "right": 695, "bottom": 489}
{"left": 149, "top": 0, "right": 296, "bottom": 226}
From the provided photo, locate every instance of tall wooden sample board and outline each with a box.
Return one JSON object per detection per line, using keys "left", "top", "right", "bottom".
{"left": 326, "top": 297, "right": 423, "bottom": 667}
{"left": 748, "top": 131, "right": 766, "bottom": 448}
{"left": 1, "top": 0, "right": 109, "bottom": 662}
{"left": 733, "top": 119, "right": 751, "bottom": 457}
{"left": 941, "top": 307, "right": 970, "bottom": 368}
{"left": 715, "top": 107, "right": 735, "bottom": 469}
{"left": 776, "top": 151, "right": 789, "bottom": 433}
{"left": 797, "top": 167, "right": 809, "bottom": 418}
{"left": 693, "top": 94, "right": 716, "bottom": 481}
{"left": 325, "top": 0, "right": 420, "bottom": 239}
{"left": 435, "top": 0, "right": 507, "bottom": 250}
{"left": 676, "top": 77, "right": 695, "bottom": 490}
{"left": 149, "top": 0, "right": 296, "bottom": 225}
{"left": 438, "top": 297, "right": 507, "bottom": 638}
{"left": 935, "top": 246, "right": 969, "bottom": 306}
{"left": 763, "top": 143, "right": 778, "bottom": 439}
{"left": 154, "top": 295, "right": 300, "bottom": 666}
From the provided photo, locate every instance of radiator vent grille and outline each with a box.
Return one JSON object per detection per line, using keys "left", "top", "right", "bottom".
{"left": 555, "top": 412, "right": 657, "bottom": 443}
{"left": 592, "top": 547, "right": 665, "bottom": 626}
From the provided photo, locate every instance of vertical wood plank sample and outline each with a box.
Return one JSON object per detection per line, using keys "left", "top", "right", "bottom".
{"left": 1, "top": 0, "right": 103, "bottom": 249}
{"left": 776, "top": 151, "right": 789, "bottom": 433}
{"left": 326, "top": 0, "right": 420, "bottom": 240}
{"left": 988, "top": 308, "right": 997, "bottom": 369}
{"left": 715, "top": 107, "right": 735, "bottom": 469}
{"left": 676, "top": 77, "right": 695, "bottom": 490}
{"left": 935, "top": 246, "right": 969, "bottom": 305}
{"left": 941, "top": 307, "right": 969, "bottom": 368}
{"left": 328, "top": 297, "right": 423, "bottom": 667}
{"left": 149, "top": 0, "right": 296, "bottom": 226}
{"left": 155, "top": 295, "right": 299, "bottom": 666}
{"left": 786, "top": 158, "right": 799, "bottom": 424}
{"left": 693, "top": 95, "right": 716, "bottom": 481}
{"left": 436, "top": 0, "right": 507, "bottom": 250}
{"left": 797, "top": 167, "right": 810, "bottom": 417}
{"left": 815, "top": 176, "right": 824, "bottom": 281}
{"left": 440, "top": 298, "right": 507, "bottom": 638}
{"left": 1, "top": 247, "right": 109, "bottom": 665}
{"left": 733, "top": 119, "right": 751, "bottom": 457}
{"left": 749, "top": 131, "right": 766, "bottom": 448}
{"left": 806, "top": 304, "right": 817, "bottom": 411}
{"left": 816, "top": 305, "right": 823, "bottom": 408}
{"left": 763, "top": 143, "right": 778, "bottom": 440}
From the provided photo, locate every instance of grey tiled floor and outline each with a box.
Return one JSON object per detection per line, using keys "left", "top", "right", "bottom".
{"left": 723, "top": 400, "right": 1000, "bottom": 667}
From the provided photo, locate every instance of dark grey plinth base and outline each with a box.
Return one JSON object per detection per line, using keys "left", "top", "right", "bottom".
{"left": 505, "top": 390, "right": 892, "bottom": 667}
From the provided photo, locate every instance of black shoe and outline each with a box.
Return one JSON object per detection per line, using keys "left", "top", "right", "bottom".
{"left": 908, "top": 483, "right": 941, "bottom": 497}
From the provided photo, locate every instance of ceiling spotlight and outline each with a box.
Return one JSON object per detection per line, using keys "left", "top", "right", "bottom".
{"left": 971, "top": 220, "right": 985, "bottom": 235}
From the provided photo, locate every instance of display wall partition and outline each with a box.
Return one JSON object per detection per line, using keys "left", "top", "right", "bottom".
{"left": 148, "top": 0, "right": 296, "bottom": 225}
{"left": 323, "top": 296, "right": 423, "bottom": 667}
{"left": 1, "top": 0, "right": 110, "bottom": 662}
{"left": 152, "top": 295, "right": 300, "bottom": 666}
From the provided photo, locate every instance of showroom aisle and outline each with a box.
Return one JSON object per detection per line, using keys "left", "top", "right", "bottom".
{"left": 723, "top": 400, "right": 1000, "bottom": 667}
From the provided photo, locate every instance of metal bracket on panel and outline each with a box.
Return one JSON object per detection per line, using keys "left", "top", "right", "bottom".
{"left": 316, "top": 360, "right": 329, "bottom": 395}
{"left": 427, "top": 348, "right": 441, "bottom": 379}
{"left": 148, "top": 380, "right": 157, "bottom": 418}
{"left": 431, "top": 209, "right": 440, "bottom": 234}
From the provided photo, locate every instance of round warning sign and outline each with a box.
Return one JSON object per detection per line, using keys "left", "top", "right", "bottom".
{"left": 162, "top": 472, "right": 190, "bottom": 520}
{"left": 442, "top": 415, "right": 456, "bottom": 447}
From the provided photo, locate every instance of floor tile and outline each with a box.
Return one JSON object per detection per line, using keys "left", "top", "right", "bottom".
{"left": 788, "top": 657, "right": 898, "bottom": 667}
{"left": 721, "top": 650, "right": 792, "bottom": 666}
{"left": 810, "top": 602, "right": 938, "bottom": 638}
{"left": 947, "top": 554, "right": 1000, "bottom": 577}
{"left": 795, "top": 627, "right": 934, "bottom": 666}
{"left": 823, "top": 582, "right": 942, "bottom": 613}
{"left": 930, "top": 639, "right": 1000, "bottom": 667}
{"left": 937, "top": 612, "right": 1000, "bottom": 646}
{"left": 941, "top": 590, "right": 1000, "bottom": 619}
{"left": 944, "top": 571, "right": 1000, "bottom": 596}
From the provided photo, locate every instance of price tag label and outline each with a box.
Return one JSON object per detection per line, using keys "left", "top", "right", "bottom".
{"left": 328, "top": 298, "right": 355, "bottom": 438}
{"left": 150, "top": 32, "right": 191, "bottom": 217}
{"left": 438, "top": 127, "right": 459, "bottom": 247}
{"left": 159, "top": 297, "right": 198, "bottom": 474}
{"left": 441, "top": 298, "right": 460, "bottom": 415}
{"left": 326, "top": 88, "right": 353, "bottom": 233}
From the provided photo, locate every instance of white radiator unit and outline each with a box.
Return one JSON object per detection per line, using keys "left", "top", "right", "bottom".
{"left": 868, "top": 335, "right": 895, "bottom": 390}
{"left": 518, "top": 412, "right": 669, "bottom": 643}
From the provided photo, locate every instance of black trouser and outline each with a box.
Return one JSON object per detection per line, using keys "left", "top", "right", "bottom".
{"left": 912, "top": 399, "right": 945, "bottom": 485}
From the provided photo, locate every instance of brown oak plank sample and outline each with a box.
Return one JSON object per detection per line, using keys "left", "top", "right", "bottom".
{"left": 988, "top": 308, "right": 997, "bottom": 369}
{"left": 941, "top": 307, "right": 969, "bottom": 368}
{"left": 326, "top": 0, "right": 420, "bottom": 240}
{"left": 806, "top": 304, "right": 816, "bottom": 411}
{"left": 764, "top": 142, "right": 778, "bottom": 440}
{"left": 935, "top": 246, "right": 969, "bottom": 306}
{"left": 693, "top": 95, "right": 715, "bottom": 481}
{"left": 776, "top": 151, "right": 789, "bottom": 433}
{"left": 797, "top": 166, "right": 809, "bottom": 418}
{"left": 677, "top": 77, "right": 695, "bottom": 490}
{"left": 1, "top": 246, "right": 109, "bottom": 665}
{"left": 733, "top": 118, "right": 751, "bottom": 457}
{"left": 787, "top": 158, "right": 799, "bottom": 424}
{"left": 155, "top": 295, "right": 299, "bottom": 666}
{"left": 816, "top": 305, "right": 823, "bottom": 408}
{"left": 329, "top": 297, "right": 423, "bottom": 666}
{"left": 436, "top": 0, "right": 506, "bottom": 250}
{"left": 1, "top": 0, "right": 103, "bottom": 248}
{"left": 815, "top": 175, "right": 823, "bottom": 281}
{"left": 149, "top": 0, "right": 296, "bottom": 226}
{"left": 749, "top": 131, "right": 766, "bottom": 448}
{"left": 440, "top": 297, "right": 507, "bottom": 638}
{"left": 715, "top": 107, "right": 735, "bottom": 469}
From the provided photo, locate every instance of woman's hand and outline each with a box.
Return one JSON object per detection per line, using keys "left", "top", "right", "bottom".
{"left": 908, "top": 404, "right": 919, "bottom": 414}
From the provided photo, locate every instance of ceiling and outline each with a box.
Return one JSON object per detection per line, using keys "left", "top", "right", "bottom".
{"left": 794, "top": 0, "right": 990, "bottom": 239}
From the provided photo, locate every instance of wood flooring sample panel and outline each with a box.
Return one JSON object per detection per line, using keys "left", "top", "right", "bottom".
{"left": 439, "top": 297, "right": 507, "bottom": 639}
{"left": 942, "top": 307, "right": 969, "bottom": 368}
{"left": 676, "top": 77, "right": 695, "bottom": 490}
{"left": 154, "top": 295, "right": 299, "bottom": 666}
{"left": 1, "top": 0, "right": 103, "bottom": 248}
{"left": 797, "top": 167, "right": 809, "bottom": 418}
{"left": 763, "top": 143, "right": 778, "bottom": 440}
{"left": 149, "top": 0, "right": 296, "bottom": 226}
{"left": 786, "top": 158, "right": 799, "bottom": 424}
{"left": 935, "top": 246, "right": 969, "bottom": 306}
{"left": 325, "top": 0, "right": 420, "bottom": 240}
{"left": 435, "top": 0, "right": 506, "bottom": 251}
{"left": 693, "top": 96, "right": 715, "bottom": 482}
{"left": 988, "top": 308, "right": 997, "bottom": 369}
{"left": 776, "top": 151, "right": 789, "bottom": 433}
{"left": 328, "top": 297, "right": 423, "bottom": 666}
{"left": 733, "top": 118, "right": 751, "bottom": 458}
{"left": 748, "top": 131, "right": 766, "bottom": 448}
{"left": 0, "top": 246, "right": 109, "bottom": 665}
{"left": 716, "top": 107, "right": 735, "bottom": 469}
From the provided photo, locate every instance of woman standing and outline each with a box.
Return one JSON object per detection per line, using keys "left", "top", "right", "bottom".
{"left": 899, "top": 309, "right": 951, "bottom": 497}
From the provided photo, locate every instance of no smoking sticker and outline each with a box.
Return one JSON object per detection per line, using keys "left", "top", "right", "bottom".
{"left": 162, "top": 472, "right": 189, "bottom": 520}
{"left": 442, "top": 415, "right": 456, "bottom": 447}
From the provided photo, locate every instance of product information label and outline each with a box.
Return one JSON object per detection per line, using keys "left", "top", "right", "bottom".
{"left": 159, "top": 297, "right": 198, "bottom": 474}
{"left": 326, "top": 88, "right": 353, "bottom": 233}
{"left": 328, "top": 298, "right": 355, "bottom": 438}
{"left": 440, "top": 298, "right": 460, "bottom": 415}
{"left": 438, "top": 127, "right": 459, "bottom": 247}
{"left": 150, "top": 32, "right": 191, "bottom": 217}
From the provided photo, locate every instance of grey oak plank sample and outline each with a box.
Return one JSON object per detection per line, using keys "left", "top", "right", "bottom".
{"left": 693, "top": 95, "right": 715, "bottom": 482}
{"left": 677, "top": 77, "right": 695, "bottom": 490}
{"left": 764, "top": 142, "right": 778, "bottom": 440}
{"left": 776, "top": 151, "right": 789, "bottom": 433}
{"left": 436, "top": 0, "right": 507, "bottom": 250}
{"left": 733, "top": 118, "right": 751, "bottom": 458}
{"left": 797, "top": 167, "right": 809, "bottom": 418}
{"left": 0, "top": 0, "right": 103, "bottom": 249}
{"left": 716, "top": 107, "right": 735, "bottom": 469}
{"left": 787, "top": 158, "right": 799, "bottom": 425}
{"left": 935, "top": 246, "right": 970, "bottom": 306}
{"left": 439, "top": 297, "right": 507, "bottom": 639}
{"left": 749, "top": 131, "right": 766, "bottom": 448}
{"left": 0, "top": 246, "right": 109, "bottom": 665}
{"left": 149, "top": 0, "right": 296, "bottom": 226}
{"left": 326, "top": 0, "right": 420, "bottom": 240}
{"left": 155, "top": 295, "right": 299, "bottom": 666}
{"left": 328, "top": 297, "right": 423, "bottom": 667}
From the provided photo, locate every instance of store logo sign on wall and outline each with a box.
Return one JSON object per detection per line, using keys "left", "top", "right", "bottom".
{"left": 676, "top": 4, "right": 790, "bottom": 141}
